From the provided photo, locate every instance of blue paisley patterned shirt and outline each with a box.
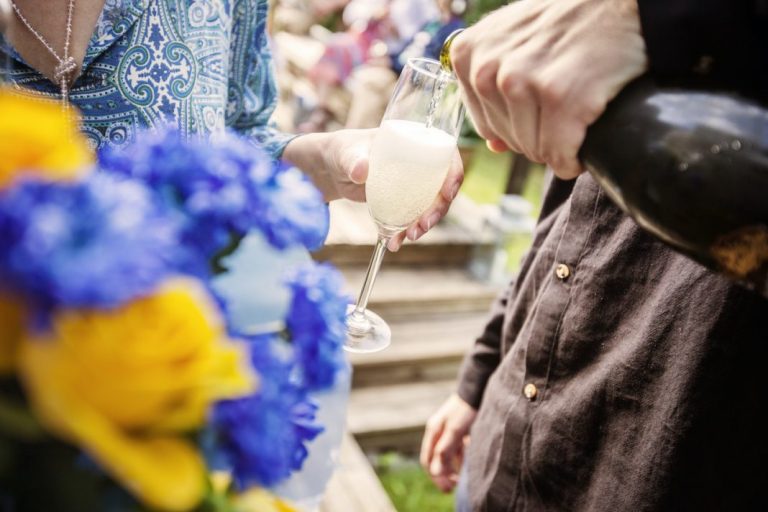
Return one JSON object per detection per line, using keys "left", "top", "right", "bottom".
{"left": 0, "top": 0, "right": 294, "bottom": 158}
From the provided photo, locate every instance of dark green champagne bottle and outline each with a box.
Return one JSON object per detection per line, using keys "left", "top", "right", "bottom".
{"left": 580, "top": 78, "right": 768, "bottom": 298}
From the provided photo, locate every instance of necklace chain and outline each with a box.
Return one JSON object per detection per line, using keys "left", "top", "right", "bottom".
{"left": 10, "top": 0, "right": 76, "bottom": 108}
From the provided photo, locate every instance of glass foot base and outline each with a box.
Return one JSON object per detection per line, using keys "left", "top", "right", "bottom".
{"left": 344, "top": 304, "right": 391, "bottom": 353}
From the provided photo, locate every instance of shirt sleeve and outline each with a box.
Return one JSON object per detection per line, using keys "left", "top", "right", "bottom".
{"left": 636, "top": 0, "right": 768, "bottom": 100}
{"left": 456, "top": 288, "right": 508, "bottom": 409}
{"left": 226, "top": 0, "right": 296, "bottom": 160}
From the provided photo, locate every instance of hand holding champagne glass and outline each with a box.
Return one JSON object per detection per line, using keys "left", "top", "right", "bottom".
{"left": 345, "top": 56, "right": 465, "bottom": 353}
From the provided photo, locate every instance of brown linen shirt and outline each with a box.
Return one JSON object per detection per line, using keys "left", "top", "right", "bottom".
{"left": 458, "top": 173, "right": 768, "bottom": 511}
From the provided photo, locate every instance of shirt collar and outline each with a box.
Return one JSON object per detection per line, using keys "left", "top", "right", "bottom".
{"left": 0, "top": 0, "right": 152, "bottom": 77}
{"left": 83, "top": 0, "right": 152, "bottom": 69}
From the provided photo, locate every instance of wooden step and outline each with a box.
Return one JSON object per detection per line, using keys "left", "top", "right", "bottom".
{"left": 313, "top": 199, "right": 495, "bottom": 266}
{"left": 338, "top": 265, "right": 499, "bottom": 319}
{"left": 319, "top": 434, "right": 397, "bottom": 512}
{"left": 349, "top": 311, "right": 486, "bottom": 387}
{"left": 347, "top": 380, "right": 456, "bottom": 454}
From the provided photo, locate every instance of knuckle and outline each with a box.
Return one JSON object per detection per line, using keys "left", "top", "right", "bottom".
{"left": 469, "top": 115, "right": 493, "bottom": 140}
{"left": 536, "top": 79, "right": 566, "bottom": 107}
{"left": 472, "top": 62, "right": 499, "bottom": 98}
{"left": 498, "top": 71, "right": 528, "bottom": 100}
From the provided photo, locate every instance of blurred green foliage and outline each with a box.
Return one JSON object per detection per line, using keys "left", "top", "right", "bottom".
{"left": 375, "top": 452, "right": 455, "bottom": 512}
{"left": 464, "top": 0, "right": 511, "bottom": 25}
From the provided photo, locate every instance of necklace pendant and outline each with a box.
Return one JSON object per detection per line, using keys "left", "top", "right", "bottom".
{"left": 54, "top": 56, "right": 77, "bottom": 83}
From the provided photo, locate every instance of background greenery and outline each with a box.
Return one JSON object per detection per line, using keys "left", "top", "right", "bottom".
{"left": 464, "top": 0, "right": 511, "bottom": 25}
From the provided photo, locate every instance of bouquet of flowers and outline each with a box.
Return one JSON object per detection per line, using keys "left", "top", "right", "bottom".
{"left": 0, "top": 90, "right": 350, "bottom": 511}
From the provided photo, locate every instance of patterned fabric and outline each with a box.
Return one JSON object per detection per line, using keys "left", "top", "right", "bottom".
{"left": 0, "top": 0, "right": 294, "bottom": 158}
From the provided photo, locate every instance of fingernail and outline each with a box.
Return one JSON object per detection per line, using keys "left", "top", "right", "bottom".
{"left": 451, "top": 183, "right": 460, "bottom": 200}
{"left": 388, "top": 238, "right": 400, "bottom": 252}
{"left": 427, "top": 211, "right": 441, "bottom": 230}
{"left": 408, "top": 226, "right": 419, "bottom": 240}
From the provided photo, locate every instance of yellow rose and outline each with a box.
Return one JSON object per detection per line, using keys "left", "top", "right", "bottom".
{"left": 0, "top": 294, "right": 25, "bottom": 374}
{"left": 0, "top": 88, "right": 92, "bottom": 190}
{"left": 233, "top": 488, "right": 298, "bottom": 512}
{"left": 211, "top": 472, "right": 297, "bottom": 512}
{"left": 17, "top": 278, "right": 256, "bottom": 511}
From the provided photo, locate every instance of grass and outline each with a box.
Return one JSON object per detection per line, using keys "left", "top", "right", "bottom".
{"left": 374, "top": 453, "right": 455, "bottom": 512}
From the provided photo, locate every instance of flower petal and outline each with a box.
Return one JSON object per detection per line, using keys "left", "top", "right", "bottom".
{"left": 18, "top": 320, "right": 206, "bottom": 511}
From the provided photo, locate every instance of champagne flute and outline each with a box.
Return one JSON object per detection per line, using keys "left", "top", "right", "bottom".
{"left": 344, "top": 57, "right": 465, "bottom": 353}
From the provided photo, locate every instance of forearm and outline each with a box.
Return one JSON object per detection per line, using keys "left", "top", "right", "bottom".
{"left": 456, "top": 288, "right": 508, "bottom": 409}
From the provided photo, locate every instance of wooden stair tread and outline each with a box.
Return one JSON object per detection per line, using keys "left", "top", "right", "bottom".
{"left": 314, "top": 199, "right": 497, "bottom": 265}
{"left": 350, "top": 312, "right": 484, "bottom": 367}
{"left": 347, "top": 380, "right": 456, "bottom": 437}
{"left": 323, "top": 199, "right": 486, "bottom": 246}
{"left": 339, "top": 265, "right": 499, "bottom": 306}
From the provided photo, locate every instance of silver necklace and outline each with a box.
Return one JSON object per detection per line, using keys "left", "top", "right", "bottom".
{"left": 10, "top": 0, "right": 76, "bottom": 108}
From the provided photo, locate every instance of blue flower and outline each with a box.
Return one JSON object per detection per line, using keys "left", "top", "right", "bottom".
{"left": 256, "top": 165, "right": 329, "bottom": 251}
{"left": 0, "top": 174, "right": 180, "bottom": 319}
{"left": 211, "top": 335, "right": 324, "bottom": 489}
{"left": 286, "top": 262, "right": 350, "bottom": 391}
{"left": 99, "top": 127, "right": 329, "bottom": 256}
{"left": 100, "top": 127, "right": 263, "bottom": 259}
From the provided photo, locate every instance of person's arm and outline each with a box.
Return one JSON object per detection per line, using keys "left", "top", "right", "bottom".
{"left": 225, "top": 0, "right": 368, "bottom": 203}
{"left": 226, "top": 0, "right": 296, "bottom": 160}
{"left": 227, "top": 0, "right": 464, "bottom": 250}
{"left": 456, "top": 288, "right": 507, "bottom": 409}
{"left": 420, "top": 287, "right": 507, "bottom": 492}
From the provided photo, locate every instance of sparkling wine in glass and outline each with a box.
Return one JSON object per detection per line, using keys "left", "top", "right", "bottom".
{"left": 344, "top": 57, "right": 465, "bottom": 353}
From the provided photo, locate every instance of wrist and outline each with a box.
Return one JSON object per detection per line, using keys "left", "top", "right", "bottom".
{"left": 283, "top": 132, "right": 339, "bottom": 201}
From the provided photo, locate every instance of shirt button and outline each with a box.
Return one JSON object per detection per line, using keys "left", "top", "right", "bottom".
{"left": 523, "top": 383, "right": 538, "bottom": 400}
{"left": 555, "top": 263, "right": 571, "bottom": 280}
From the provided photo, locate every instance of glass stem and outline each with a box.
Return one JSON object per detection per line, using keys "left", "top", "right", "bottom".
{"left": 353, "top": 235, "right": 390, "bottom": 317}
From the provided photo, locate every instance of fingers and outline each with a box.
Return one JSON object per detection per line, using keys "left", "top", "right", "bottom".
{"left": 387, "top": 230, "right": 406, "bottom": 252}
{"left": 537, "top": 95, "right": 593, "bottom": 179}
{"left": 407, "top": 200, "right": 448, "bottom": 242}
{"left": 487, "top": 139, "right": 510, "bottom": 153}
{"left": 440, "top": 150, "right": 465, "bottom": 203}
{"left": 470, "top": 59, "right": 516, "bottom": 150}
{"left": 402, "top": 151, "right": 463, "bottom": 243}
{"left": 428, "top": 422, "right": 464, "bottom": 492}
{"left": 451, "top": 37, "right": 495, "bottom": 144}
{"left": 420, "top": 415, "right": 445, "bottom": 472}
{"left": 499, "top": 67, "right": 542, "bottom": 161}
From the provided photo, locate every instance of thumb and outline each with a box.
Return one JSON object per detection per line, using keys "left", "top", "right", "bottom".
{"left": 349, "top": 155, "right": 369, "bottom": 184}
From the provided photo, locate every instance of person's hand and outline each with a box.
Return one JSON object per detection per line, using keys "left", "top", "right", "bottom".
{"left": 450, "top": 0, "right": 648, "bottom": 179}
{"left": 420, "top": 394, "right": 477, "bottom": 492}
{"left": 388, "top": 148, "right": 464, "bottom": 252}
{"left": 326, "top": 129, "right": 464, "bottom": 252}
{"left": 285, "top": 129, "right": 464, "bottom": 252}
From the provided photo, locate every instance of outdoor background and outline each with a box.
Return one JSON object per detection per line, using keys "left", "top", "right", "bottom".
{"left": 268, "top": 1, "right": 546, "bottom": 510}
